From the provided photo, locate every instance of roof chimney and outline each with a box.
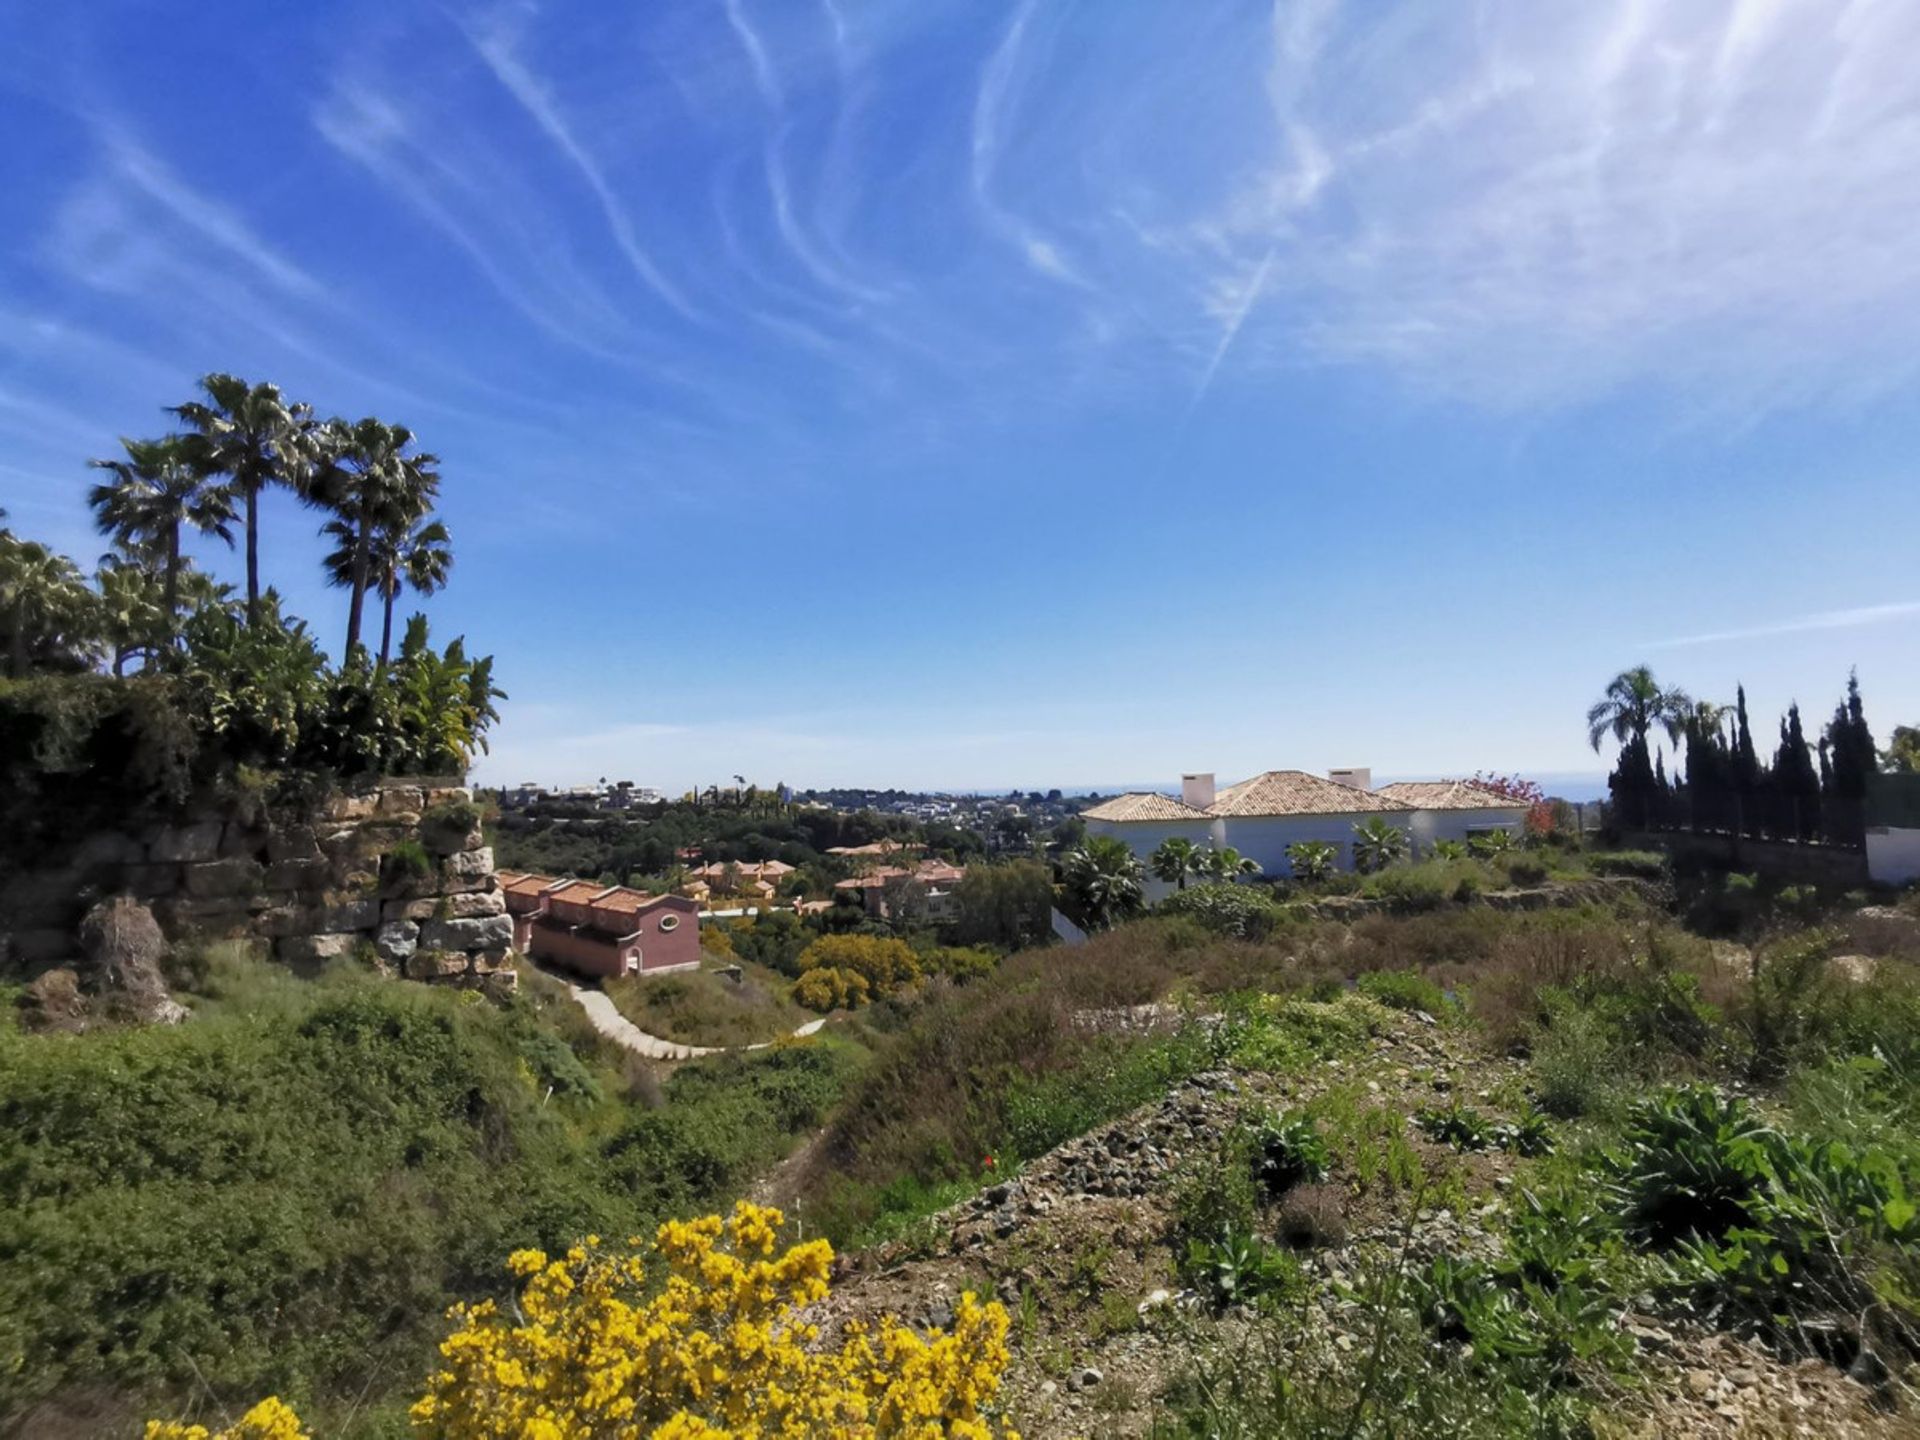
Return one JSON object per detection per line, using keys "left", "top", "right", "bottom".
{"left": 1327, "top": 767, "right": 1372, "bottom": 792}
{"left": 1180, "top": 772, "right": 1216, "bottom": 811}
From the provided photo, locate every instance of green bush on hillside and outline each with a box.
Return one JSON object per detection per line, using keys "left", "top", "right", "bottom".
{"left": 0, "top": 966, "right": 851, "bottom": 1427}
{"left": 1159, "top": 882, "right": 1288, "bottom": 940}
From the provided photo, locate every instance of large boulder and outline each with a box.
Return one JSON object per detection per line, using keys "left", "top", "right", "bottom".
{"left": 21, "top": 968, "right": 90, "bottom": 1033}
{"left": 77, "top": 896, "right": 186, "bottom": 1025}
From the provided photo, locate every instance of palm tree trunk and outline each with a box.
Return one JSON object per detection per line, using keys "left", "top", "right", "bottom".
{"left": 345, "top": 514, "right": 369, "bottom": 655}
{"left": 245, "top": 483, "right": 261, "bottom": 628}
{"left": 163, "top": 526, "right": 181, "bottom": 649}
{"left": 379, "top": 583, "right": 396, "bottom": 668}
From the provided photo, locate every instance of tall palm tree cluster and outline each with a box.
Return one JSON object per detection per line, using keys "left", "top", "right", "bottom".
{"left": 1, "top": 373, "right": 454, "bottom": 679}
{"left": 1586, "top": 664, "right": 1884, "bottom": 844}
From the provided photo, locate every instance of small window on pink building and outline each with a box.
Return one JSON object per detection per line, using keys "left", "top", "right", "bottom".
{"left": 658, "top": 914, "right": 681, "bottom": 932}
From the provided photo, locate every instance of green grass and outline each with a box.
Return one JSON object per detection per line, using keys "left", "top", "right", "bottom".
{"left": 602, "top": 958, "right": 812, "bottom": 1048}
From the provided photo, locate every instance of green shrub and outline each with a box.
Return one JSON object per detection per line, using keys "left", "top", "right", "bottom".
{"left": 1358, "top": 968, "right": 1448, "bottom": 1015}
{"left": 1159, "top": 882, "right": 1287, "bottom": 940}
{"left": 1587, "top": 850, "right": 1667, "bottom": 879}
{"left": 1530, "top": 991, "right": 1626, "bottom": 1119}
{"left": 1503, "top": 857, "right": 1549, "bottom": 886}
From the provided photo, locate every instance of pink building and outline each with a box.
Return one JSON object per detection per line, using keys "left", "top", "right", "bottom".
{"left": 498, "top": 870, "right": 701, "bottom": 979}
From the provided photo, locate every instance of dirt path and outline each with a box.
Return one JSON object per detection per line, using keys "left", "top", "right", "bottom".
{"left": 540, "top": 965, "right": 826, "bottom": 1060}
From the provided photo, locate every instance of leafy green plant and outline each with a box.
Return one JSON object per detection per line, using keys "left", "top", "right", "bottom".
{"left": 1285, "top": 839, "right": 1338, "bottom": 882}
{"left": 1251, "top": 1112, "right": 1331, "bottom": 1194}
{"left": 1427, "top": 838, "right": 1468, "bottom": 861}
{"left": 1467, "top": 828, "right": 1516, "bottom": 859}
{"left": 1416, "top": 1101, "right": 1495, "bottom": 1152}
{"left": 1493, "top": 1106, "right": 1557, "bottom": 1158}
{"left": 1351, "top": 817, "right": 1410, "bottom": 875}
{"left": 1184, "top": 1226, "right": 1303, "bottom": 1311}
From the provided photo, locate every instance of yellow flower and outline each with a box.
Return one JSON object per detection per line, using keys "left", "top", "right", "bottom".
{"left": 155, "top": 1203, "right": 1017, "bottom": 1440}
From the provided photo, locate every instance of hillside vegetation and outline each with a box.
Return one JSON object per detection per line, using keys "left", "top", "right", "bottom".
{"left": 0, "top": 949, "right": 854, "bottom": 1437}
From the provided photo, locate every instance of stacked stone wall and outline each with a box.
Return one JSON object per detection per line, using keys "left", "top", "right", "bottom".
{"left": 0, "top": 777, "right": 512, "bottom": 996}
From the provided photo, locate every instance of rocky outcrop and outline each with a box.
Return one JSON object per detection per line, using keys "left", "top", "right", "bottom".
{"left": 0, "top": 778, "right": 512, "bottom": 999}
{"left": 76, "top": 895, "right": 186, "bottom": 1025}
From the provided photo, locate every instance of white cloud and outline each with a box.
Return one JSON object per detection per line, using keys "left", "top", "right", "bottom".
{"left": 1649, "top": 602, "right": 1920, "bottom": 649}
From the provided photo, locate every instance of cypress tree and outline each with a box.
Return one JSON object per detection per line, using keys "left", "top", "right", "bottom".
{"left": 1823, "top": 670, "right": 1877, "bottom": 800}
{"left": 1733, "top": 685, "right": 1762, "bottom": 792}
{"left": 1774, "top": 703, "right": 1821, "bottom": 840}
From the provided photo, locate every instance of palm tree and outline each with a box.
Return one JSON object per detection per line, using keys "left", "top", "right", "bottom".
{"left": 383, "top": 517, "right": 451, "bottom": 667}
{"left": 1060, "top": 836, "right": 1145, "bottom": 931}
{"left": 309, "top": 417, "right": 441, "bottom": 655}
{"left": 168, "top": 374, "right": 311, "bottom": 628}
{"left": 1686, "top": 698, "right": 1732, "bottom": 742}
{"left": 92, "top": 556, "right": 167, "bottom": 675}
{"left": 1586, "top": 666, "right": 1691, "bottom": 755}
{"left": 0, "top": 534, "right": 96, "bottom": 676}
{"left": 87, "top": 435, "right": 235, "bottom": 647}
{"left": 324, "top": 513, "right": 453, "bottom": 667}
{"left": 1202, "top": 845, "right": 1261, "bottom": 881}
{"left": 1351, "top": 817, "right": 1409, "bottom": 875}
{"left": 1284, "top": 839, "right": 1338, "bottom": 882}
{"left": 1149, "top": 836, "right": 1205, "bottom": 891}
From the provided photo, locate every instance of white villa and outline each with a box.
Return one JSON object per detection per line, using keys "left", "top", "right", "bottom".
{"left": 1084, "top": 769, "right": 1530, "bottom": 900}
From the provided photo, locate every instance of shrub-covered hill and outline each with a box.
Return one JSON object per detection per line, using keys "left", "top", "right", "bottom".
{"left": 0, "top": 953, "right": 856, "bottom": 1436}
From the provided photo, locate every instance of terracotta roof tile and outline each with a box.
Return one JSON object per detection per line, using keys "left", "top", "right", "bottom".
{"left": 1206, "top": 771, "right": 1414, "bottom": 818}
{"left": 1374, "top": 780, "right": 1524, "bottom": 811}
{"left": 1081, "top": 792, "right": 1213, "bottom": 822}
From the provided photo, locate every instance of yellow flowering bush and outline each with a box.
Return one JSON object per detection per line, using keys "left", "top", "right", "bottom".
{"left": 150, "top": 1203, "right": 1016, "bottom": 1439}
{"left": 793, "top": 965, "right": 873, "bottom": 1012}
{"left": 145, "top": 1397, "right": 310, "bottom": 1440}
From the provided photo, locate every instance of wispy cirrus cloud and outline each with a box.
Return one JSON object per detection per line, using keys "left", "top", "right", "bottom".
{"left": 458, "top": 9, "right": 701, "bottom": 322}
{"left": 1649, "top": 602, "right": 1920, "bottom": 650}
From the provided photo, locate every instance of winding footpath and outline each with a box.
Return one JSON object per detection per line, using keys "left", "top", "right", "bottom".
{"left": 545, "top": 968, "right": 826, "bottom": 1060}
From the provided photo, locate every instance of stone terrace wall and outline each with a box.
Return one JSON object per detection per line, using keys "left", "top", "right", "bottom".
{"left": 0, "top": 777, "right": 514, "bottom": 996}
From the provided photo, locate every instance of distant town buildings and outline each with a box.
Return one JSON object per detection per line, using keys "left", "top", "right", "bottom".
{"left": 833, "top": 858, "right": 968, "bottom": 921}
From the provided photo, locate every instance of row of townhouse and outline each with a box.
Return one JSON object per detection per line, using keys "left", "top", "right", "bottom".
{"left": 497, "top": 871, "right": 702, "bottom": 979}
{"left": 1085, "top": 769, "right": 1530, "bottom": 901}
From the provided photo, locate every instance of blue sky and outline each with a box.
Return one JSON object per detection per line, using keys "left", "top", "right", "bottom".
{"left": 2, "top": 0, "right": 1917, "bottom": 792}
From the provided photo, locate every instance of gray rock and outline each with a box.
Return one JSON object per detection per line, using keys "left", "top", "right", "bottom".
{"left": 277, "top": 933, "right": 358, "bottom": 969}
{"left": 439, "top": 847, "right": 496, "bottom": 891}
{"left": 377, "top": 785, "right": 426, "bottom": 819}
{"left": 421, "top": 913, "right": 512, "bottom": 953}
{"left": 77, "top": 895, "right": 185, "bottom": 1024}
{"left": 324, "top": 791, "right": 380, "bottom": 821}
{"left": 443, "top": 890, "right": 506, "bottom": 920}
{"left": 70, "top": 831, "right": 148, "bottom": 869}
{"left": 310, "top": 898, "right": 379, "bottom": 932}
{"left": 265, "top": 858, "right": 331, "bottom": 892}
{"left": 182, "top": 858, "right": 263, "bottom": 899}
{"left": 374, "top": 920, "right": 419, "bottom": 964}
{"left": 406, "top": 949, "right": 470, "bottom": 980}
{"left": 266, "top": 825, "right": 323, "bottom": 863}
{"left": 151, "top": 821, "right": 225, "bottom": 864}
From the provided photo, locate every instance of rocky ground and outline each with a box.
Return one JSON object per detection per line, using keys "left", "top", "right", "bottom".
{"left": 810, "top": 1010, "right": 1911, "bottom": 1438}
